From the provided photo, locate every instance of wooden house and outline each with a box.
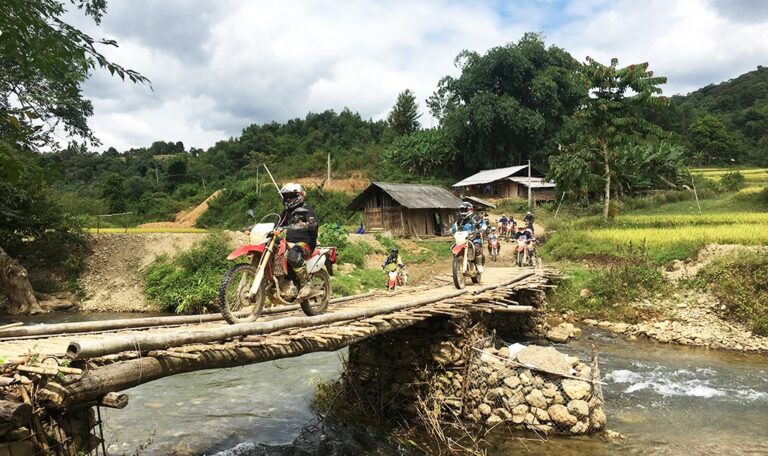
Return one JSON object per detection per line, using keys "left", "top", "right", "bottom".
{"left": 348, "top": 182, "right": 463, "bottom": 236}
{"left": 452, "top": 165, "right": 557, "bottom": 202}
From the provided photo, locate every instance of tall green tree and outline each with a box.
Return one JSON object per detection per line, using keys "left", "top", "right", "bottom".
{"left": 0, "top": 0, "right": 149, "bottom": 149}
{"left": 560, "top": 57, "right": 668, "bottom": 220}
{"left": 688, "top": 114, "right": 740, "bottom": 164}
{"left": 427, "top": 33, "right": 584, "bottom": 172}
{"left": 387, "top": 89, "right": 421, "bottom": 136}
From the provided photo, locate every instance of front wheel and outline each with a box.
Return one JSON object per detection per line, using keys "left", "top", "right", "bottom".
{"left": 516, "top": 251, "right": 524, "bottom": 267}
{"left": 300, "top": 269, "right": 331, "bottom": 316}
{"left": 452, "top": 255, "right": 465, "bottom": 289}
{"left": 219, "top": 263, "right": 265, "bottom": 324}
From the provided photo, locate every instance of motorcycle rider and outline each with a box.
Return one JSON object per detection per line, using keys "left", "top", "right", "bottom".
{"left": 513, "top": 224, "right": 532, "bottom": 241}
{"left": 487, "top": 226, "right": 500, "bottom": 254}
{"left": 451, "top": 202, "right": 485, "bottom": 265}
{"left": 278, "top": 183, "right": 318, "bottom": 299}
{"left": 524, "top": 211, "right": 535, "bottom": 235}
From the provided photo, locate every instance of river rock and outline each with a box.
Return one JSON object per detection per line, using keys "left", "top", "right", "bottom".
{"left": 542, "top": 383, "right": 558, "bottom": 398}
{"left": 562, "top": 379, "right": 591, "bottom": 400}
{"left": 610, "top": 323, "right": 630, "bottom": 334}
{"left": 478, "top": 403, "right": 492, "bottom": 416}
{"left": 511, "top": 404, "right": 528, "bottom": 424}
{"left": 547, "top": 404, "right": 577, "bottom": 427}
{"left": 525, "top": 389, "right": 548, "bottom": 409}
{"left": 583, "top": 319, "right": 598, "bottom": 326}
{"left": 532, "top": 375, "right": 545, "bottom": 387}
{"left": 519, "top": 370, "right": 533, "bottom": 385}
{"left": 495, "top": 407, "right": 513, "bottom": 421}
{"left": 567, "top": 400, "right": 589, "bottom": 418}
{"left": 504, "top": 375, "right": 521, "bottom": 389}
{"left": 486, "top": 414, "right": 503, "bottom": 426}
{"left": 552, "top": 392, "right": 565, "bottom": 405}
{"left": 498, "top": 346, "right": 510, "bottom": 358}
{"left": 571, "top": 420, "right": 589, "bottom": 434}
{"left": 590, "top": 407, "right": 606, "bottom": 430}
{"left": 487, "top": 372, "right": 498, "bottom": 385}
{"left": 432, "top": 341, "right": 462, "bottom": 365}
{"left": 531, "top": 407, "right": 550, "bottom": 422}
{"left": 524, "top": 412, "right": 536, "bottom": 425}
{"left": 546, "top": 323, "right": 572, "bottom": 343}
{"left": 506, "top": 391, "right": 525, "bottom": 407}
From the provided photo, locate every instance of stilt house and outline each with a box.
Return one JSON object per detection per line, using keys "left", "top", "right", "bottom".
{"left": 348, "top": 182, "right": 463, "bottom": 236}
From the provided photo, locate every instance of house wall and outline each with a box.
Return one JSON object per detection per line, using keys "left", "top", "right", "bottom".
{"left": 358, "top": 188, "right": 458, "bottom": 236}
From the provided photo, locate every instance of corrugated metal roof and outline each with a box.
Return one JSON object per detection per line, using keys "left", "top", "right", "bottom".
{"left": 508, "top": 177, "right": 556, "bottom": 188}
{"left": 452, "top": 165, "right": 529, "bottom": 187}
{"left": 462, "top": 196, "right": 496, "bottom": 209}
{"left": 348, "top": 182, "right": 463, "bottom": 210}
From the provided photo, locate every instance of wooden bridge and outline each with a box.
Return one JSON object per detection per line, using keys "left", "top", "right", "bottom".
{"left": 0, "top": 267, "right": 556, "bottom": 454}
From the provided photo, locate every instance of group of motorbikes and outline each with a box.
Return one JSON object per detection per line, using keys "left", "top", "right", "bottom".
{"left": 217, "top": 207, "right": 538, "bottom": 324}
{"left": 450, "top": 216, "right": 539, "bottom": 290}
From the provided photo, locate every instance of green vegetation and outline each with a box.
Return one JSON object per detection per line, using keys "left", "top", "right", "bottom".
{"left": 144, "top": 233, "right": 234, "bottom": 313}
{"left": 549, "top": 245, "right": 665, "bottom": 322}
{"left": 720, "top": 171, "right": 746, "bottom": 191}
{"left": 698, "top": 252, "right": 768, "bottom": 336}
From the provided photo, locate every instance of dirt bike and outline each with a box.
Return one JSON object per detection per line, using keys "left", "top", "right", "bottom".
{"left": 451, "top": 230, "right": 483, "bottom": 289}
{"left": 219, "top": 217, "right": 337, "bottom": 324}
{"left": 487, "top": 235, "right": 499, "bottom": 262}
{"left": 385, "top": 264, "right": 408, "bottom": 291}
{"left": 515, "top": 236, "right": 528, "bottom": 267}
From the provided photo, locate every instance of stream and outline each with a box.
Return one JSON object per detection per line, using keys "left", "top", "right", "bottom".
{"left": 89, "top": 327, "right": 768, "bottom": 455}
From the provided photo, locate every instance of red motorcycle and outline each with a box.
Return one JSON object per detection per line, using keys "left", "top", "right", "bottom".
{"left": 487, "top": 235, "right": 500, "bottom": 262}
{"left": 219, "top": 216, "right": 337, "bottom": 324}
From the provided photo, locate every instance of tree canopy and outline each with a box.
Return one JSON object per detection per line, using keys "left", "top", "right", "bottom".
{"left": 0, "top": 0, "right": 149, "bottom": 150}
{"left": 387, "top": 89, "right": 421, "bottom": 136}
{"left": 428, "top": 33, "right": 584, "bottom": 173}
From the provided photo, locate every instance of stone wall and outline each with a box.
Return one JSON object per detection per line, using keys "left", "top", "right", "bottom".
{"left": 344, "top": 305, "right": 605, "bottom": 436}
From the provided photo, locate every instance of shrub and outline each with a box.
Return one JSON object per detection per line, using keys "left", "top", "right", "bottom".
{"left": 318, "top": 223, "right": 348, "bottom": 250}
{"left": 698, "top": 251, "right": 768, "bottom": 336}
{"left": 758, "top": 187, "right": 768, "bottom": 208}
{"left": 720, "top": 171, "right": 745, "bottom": 191}
{"left": 144, "top": 232, "right": 234, "bottom": 313}
{"left": 339, "top": 241, "right": 374, "bottom": 269}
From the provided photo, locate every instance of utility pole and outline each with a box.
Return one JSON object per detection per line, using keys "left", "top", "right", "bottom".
{"left": 527, "top": 159, "right": 532, "bottom": 209}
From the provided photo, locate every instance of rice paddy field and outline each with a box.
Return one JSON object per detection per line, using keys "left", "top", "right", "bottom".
{"left": 544, "top": 168, "right": 768, "bottom": 263}
{"left": 692, "top": 167, "right": 768, "bottom": 185}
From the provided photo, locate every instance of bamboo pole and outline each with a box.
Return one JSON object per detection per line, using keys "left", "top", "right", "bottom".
{"left": 67, "top": 272, "right": 535, "bottom": 359}
{"left": 0, "top": 292, "right": 376, "bottom": 339}
{"left": 39, "top": 308, "right": 432, "bottom": 410}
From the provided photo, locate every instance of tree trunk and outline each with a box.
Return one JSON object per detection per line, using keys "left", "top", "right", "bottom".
{"left": 0, "top": 247, "right": 42, "bottom": 314}
{"left": 603, "top": 144, "right": 611, "bottom": 221}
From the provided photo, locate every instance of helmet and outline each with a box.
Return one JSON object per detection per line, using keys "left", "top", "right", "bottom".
{"left": 527, "top": 211, "right": 532, "bottom": 215}
{"left": 279, "top": 183, "right": 306, "bottom": 210}
{"left": 491, "top": 227, "right": 496, "bottom": 231}
{"left": 459, "top": 202, "right": 474, "bottom": 219}
{"left": 518, "top": 225, "right": 525, "bottom": 230}
{"left": 390, "top": 247, "right": 399, "bottom": 255}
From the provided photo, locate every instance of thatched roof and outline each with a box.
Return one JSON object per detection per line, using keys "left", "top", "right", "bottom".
{"left": 348, "top": 182, "right": 463, "bottom": 210}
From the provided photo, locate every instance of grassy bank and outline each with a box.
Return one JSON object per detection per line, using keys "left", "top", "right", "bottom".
{"left": 541, "top": 168, "right": 768, "bottom": 320}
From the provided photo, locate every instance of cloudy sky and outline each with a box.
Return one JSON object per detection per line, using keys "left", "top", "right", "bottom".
{"left": 68, "top": 0, "right": 768, "bottom": 151}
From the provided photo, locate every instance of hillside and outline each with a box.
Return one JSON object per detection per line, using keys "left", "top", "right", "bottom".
{"left": 662, "top": 66, "right": 768, "bottom": 165}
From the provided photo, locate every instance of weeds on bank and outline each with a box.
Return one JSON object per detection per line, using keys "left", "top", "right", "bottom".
{"left": 549, "top": 243, "right": 666, "bottom": 322}
{"left": 697, "top": 251, "right": 768, "bottom": 336}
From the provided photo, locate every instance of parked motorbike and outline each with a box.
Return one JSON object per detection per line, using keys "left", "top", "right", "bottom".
{"left": 451, "top": 230, "right": 483, "bottom": 289}
{"left": 488, "top": 235, "right": 499, "bottom": 262}
{"left": 385, "top": 264, "right": 408, "bottom": 291}
{"left": 219, "top": 214, "right": 337, "bottom": 324}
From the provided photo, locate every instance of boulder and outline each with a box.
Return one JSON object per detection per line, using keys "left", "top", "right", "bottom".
{"left": 552, "top": 392, "right": 565, "bottom": 405}
{"left": 561, "top": 379, "right": 591, "bottom": 400}
{"left": 567, "top": 400, "right": 589, "bottom": 418}
{"left": 531, "top": 407, "right": 550, "bottom": 422}
{"left": 503, "top": 375, "right": 521, "bottom": 389}
{"left": 547, "top": 404, "right": 577, "bottom": 427}
{"left": 506, "top": 391, "right": 525, "bottom": 408}
{"left": 583, "top": 319, "right": 598, "bottom": 326}
{"left": 570, "top": 420, "right": 589, "bottom": 434}
{"left": 511, "top": 404, "right": 528, "bottom": 424}
{"left": 525, "top": 389, "right": 548, "bottom": 409}
{"left": 486, "top": 414, "right": 503, "bottom": 426}
{"left": 519, "top": 370, "right": 533, "bottom": 385}
{"left": 478, "top": 403, "right": 492, "bottom": 416}
{"left": 432, "top": 341, "right": 462, "bottom": 365}
{"left": 546, "top": 324, "right": 572, "bottom": 343}
{"left": 590, "top": 407, "right": 607, "bottom": 430}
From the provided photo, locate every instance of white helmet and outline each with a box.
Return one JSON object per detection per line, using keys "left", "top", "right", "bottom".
{"left": 279, "top": 183, "right": 306, "bottom": 210}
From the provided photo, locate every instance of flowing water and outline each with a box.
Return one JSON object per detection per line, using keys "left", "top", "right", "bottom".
{"left": 9, "top": 312, "right": 767, "bottom": 455}
{"left": 95, "top": 328, "right": 768, "bottom": 456}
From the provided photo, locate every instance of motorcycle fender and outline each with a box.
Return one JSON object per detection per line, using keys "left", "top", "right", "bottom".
{"left": 306, "top": 254, "right": 327, "bottom": 274}
{"left": 451, "top": 243, "right": 466, "bottom": 255}
{"left": 226, "top": 244, "right": 265, "bottom": 260}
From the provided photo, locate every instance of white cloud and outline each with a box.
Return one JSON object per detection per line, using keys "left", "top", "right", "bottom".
{"left": 74, "top": 0, "right": 768, "bottom": 151}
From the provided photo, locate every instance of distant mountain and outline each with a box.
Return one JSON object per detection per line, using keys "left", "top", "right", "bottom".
{"left": 656, "top": 66, "right": 768, "bottom": 165}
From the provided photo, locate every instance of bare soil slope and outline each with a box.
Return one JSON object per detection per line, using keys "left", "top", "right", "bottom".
{"left": 138, "top": 190, "right": 222, "bottom": 229}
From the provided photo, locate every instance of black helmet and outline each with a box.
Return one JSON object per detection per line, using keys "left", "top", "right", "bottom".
{"left": 459, "top": 202, "right": 473, "bottom": 219}
{"left": 390, "top": 247, "right": 399, "bottom": 255}
{"left": 279, "top": 182, "right": 306, "bottom": 210}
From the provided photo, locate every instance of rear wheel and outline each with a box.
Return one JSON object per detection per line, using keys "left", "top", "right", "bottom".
{"left": 471, "top": 268, "right": 482, "bottom": 284}
{"left": 452, "top": 255, "right": 465, "bottom": 289}
{"left": 219, "top": 263, "right": 265, "bottom": 324}
{"left": 300, "top": 269, "right": 331, "bottom": 316}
